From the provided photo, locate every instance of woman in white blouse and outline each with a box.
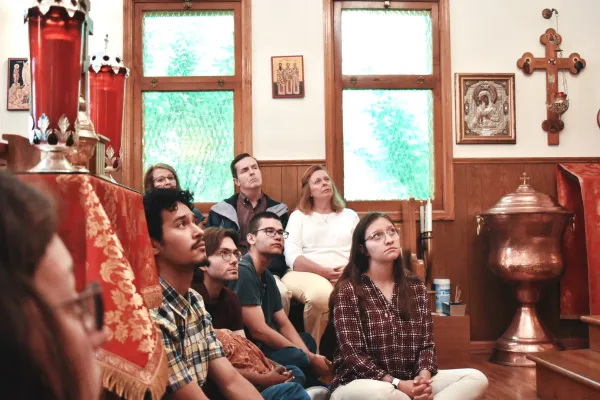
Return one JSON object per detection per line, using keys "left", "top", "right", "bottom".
{"left": 283, "top": 165, "right": 359, "bottom": 345}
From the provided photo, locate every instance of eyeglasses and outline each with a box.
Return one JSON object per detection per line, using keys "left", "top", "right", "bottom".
{"left": 253, "top": 228, "right": 289, "bottom": 239}
{"left": 365, "top": 227, "right": 399, "bottom": 243}
{"left": 153, "top": 175, "right": 176, "bottom": 185}
{"left": 61, "top": 281, "right": 104, "bottom": 333}
{"left": 217, "top": 249, "right": 243, "bottom": 262}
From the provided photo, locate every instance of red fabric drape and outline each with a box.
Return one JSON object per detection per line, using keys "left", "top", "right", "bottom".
{"left": 557, "top": 163, "right": 600, "bottom": 317}
{"left": 20, "top": 173, "right": 167, "bottom": 400}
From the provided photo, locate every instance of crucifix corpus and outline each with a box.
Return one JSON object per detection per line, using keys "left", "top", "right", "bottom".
{"left": 516, "top": 9, "right": 586, "bottom": 146}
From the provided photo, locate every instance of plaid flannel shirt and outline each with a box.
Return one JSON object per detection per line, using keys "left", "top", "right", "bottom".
{"left": 150, "top": 277, "right": 225, "bottom": 394}
{"left": 332, "top": 274, "right": 438, "bottom": 389}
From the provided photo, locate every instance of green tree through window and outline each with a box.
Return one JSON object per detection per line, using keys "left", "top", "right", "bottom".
{"left": 141, "top": 10, "right": 236, "bottom": 201}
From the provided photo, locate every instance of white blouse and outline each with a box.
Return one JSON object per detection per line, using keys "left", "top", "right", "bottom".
{"left": 284, "top": 208, "right": 359, "bottom": 270}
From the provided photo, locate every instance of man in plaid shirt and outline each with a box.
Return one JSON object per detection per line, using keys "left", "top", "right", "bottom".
{"left": 144, "top": 188, "right": 262, "bottom": 400}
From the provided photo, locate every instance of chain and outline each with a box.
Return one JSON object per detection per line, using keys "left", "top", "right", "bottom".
{"left": 555, "top": 11, "right": 568, "bottom": 95}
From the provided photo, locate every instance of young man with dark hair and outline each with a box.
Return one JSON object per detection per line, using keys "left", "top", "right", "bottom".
{"left": 206, "top": 153, "right": 292, "bottom": 313}
{"left": 191, "top": 228, "right": 315, "bottom": 400}
{"left": 229, "top": 211, "right": 332, "bottom": 389}
{"left": 143, "top": 188, "right": 262, "bottom": 400}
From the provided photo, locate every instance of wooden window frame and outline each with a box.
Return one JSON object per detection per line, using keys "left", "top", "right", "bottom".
{"left": 323, "top": 0, "right": 454, "bottom": 221}
{"left": 122, "top": 0, "right": 252, "bottom": 201}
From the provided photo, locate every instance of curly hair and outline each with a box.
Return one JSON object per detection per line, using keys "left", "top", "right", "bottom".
{"left": 143, "top": 188, "right": 195, "bottom": 242}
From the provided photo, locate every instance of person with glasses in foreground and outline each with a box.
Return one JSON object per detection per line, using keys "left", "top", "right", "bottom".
{"left": 229, "top": 211, "right": 332, "bottom": 392}
{"left": 329, "top": 212, "right": 488, "bottom": 400}
{"left": 191, "top": 227, "right": 312, "bottom": 400}
{"left": 143, "top": 188, "right": 262, "bottom": 400}
{"left": 283, "top": 165, "right": 359, "bottom": 347}
{"left": 0, "top": 172, "right": 107, "bottom": 400}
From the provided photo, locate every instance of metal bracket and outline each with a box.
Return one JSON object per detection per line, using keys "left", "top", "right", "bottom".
{"left": 217, "top": 78, "right": 225, "bottom": 87}
{"left": 150, "top": 79, "right": 158, "bottom": 89}
{"left": 183, "top": 0, "right": 192, "bottom": 10}
{"left": 349, "top": 76, "right": 358, "bottom": 86}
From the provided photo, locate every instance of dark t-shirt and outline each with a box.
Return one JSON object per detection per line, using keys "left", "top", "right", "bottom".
{"left": 192, "top": 282, "right": 244, "bottom": 332}
{"left": 228, "top": 254, "right": 283, "bottom": 345}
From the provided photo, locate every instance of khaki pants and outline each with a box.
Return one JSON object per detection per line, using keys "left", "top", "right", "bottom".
{"left": 281, "top": 271, "right": 333, "bottom": 347}
{"left": 330, "top": 369, "right": 488, "bottom": 400}
{"left": 275, "top": 276, "right": 292, "bottom": 315}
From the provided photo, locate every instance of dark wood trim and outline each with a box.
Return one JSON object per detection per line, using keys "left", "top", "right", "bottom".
{"left": 124, "top": 0, "right": 251, "bottom": 192}
{"left": 123, "top": 0, "right": 134, "bottom": 187}
{"left": 0, "top": 142, "right": 7, "bottom": 156}
{"left": 340, "top": 1, "right": 435, "bottom": 9}
{"left": 241, "top": 0, "right": 252, "bottom": 154}
{"left": 258, "top": 159, "right": 325, "bottom": 167}
{"left": 454, "top": 157, "right": 600, "bottom": 165}
{"left": 341, "top": 75, "right": 437, "bottom": 89}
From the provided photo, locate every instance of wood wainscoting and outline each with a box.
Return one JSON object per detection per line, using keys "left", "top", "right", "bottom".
{"left": 258, "top": 160, "right": 325, "bottom": 210}
{"left": 260, "top": 157, "right": 598, "bottom": 343}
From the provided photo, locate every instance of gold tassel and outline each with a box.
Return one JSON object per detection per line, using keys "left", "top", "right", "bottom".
{"left": 101, "top": 347, "right": 169, "bottom": 400}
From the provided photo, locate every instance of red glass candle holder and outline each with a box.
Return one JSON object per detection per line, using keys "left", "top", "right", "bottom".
{"left": 26, "top": 0, "right": 90, "bottom": 172}
{"left": 89, "top": 53, "right": 129, "bottom": 171}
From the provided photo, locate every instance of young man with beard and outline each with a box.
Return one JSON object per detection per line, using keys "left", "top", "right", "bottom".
{"left": 206, "top": 153, "right": 292, "bottom": 314}
{"left": 191, "top": 228, "right": 313, "bottom": 399}
{"left": 229, "top": 212, "right": 332, "bottom": 389}
{"left": 143, "top": 189, "right": 262, "bottom": 400}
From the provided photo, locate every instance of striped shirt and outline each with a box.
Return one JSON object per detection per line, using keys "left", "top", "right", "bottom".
{"left": 150, "top": 277, "right": 225, "bottom": 394}
{"left": 332, "top": 274, "right": 437, "bottom": 388}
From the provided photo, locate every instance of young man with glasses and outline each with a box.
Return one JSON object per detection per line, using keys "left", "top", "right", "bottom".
{"left": 191, "top": 227, "right": 313, "bottom": 400}
{"left": 229, "top": 211, "right": 332, "bottom": 390}
{"left": 143, "top": 188, "right": 262, "bottom": 400}
{"left": 206, "top": 153, "right": 292, "bottom": 313}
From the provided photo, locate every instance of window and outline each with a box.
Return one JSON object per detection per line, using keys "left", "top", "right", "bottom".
{"left": 124, "top": 1, "right": 251, "bottom": 204}
{"left": 324, "top": 0, "right": 453, "bottom": 220}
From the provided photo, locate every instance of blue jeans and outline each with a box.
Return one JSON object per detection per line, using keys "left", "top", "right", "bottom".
{"left": 261, "top": 382, "right": 310, "bottom": 400}
{"left": 262, "top": 332, "right": 324, "bottom": 388}
{"left": 285, "top": 365, "right": 306, "bottom": 387}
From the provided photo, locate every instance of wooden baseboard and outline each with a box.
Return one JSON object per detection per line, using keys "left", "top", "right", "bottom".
{"left": 469, "top": 337, "right": 588, "bottom": 356}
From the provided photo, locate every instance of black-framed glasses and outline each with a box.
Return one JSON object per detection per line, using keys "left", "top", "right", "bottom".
{"left": 365, "top": 227, "right": 399, "bottom": 243}
{"left": 217, "top": 249, "right": 243, "bottom": 262}
{"left": 253, "top": 228, "right": 289, "bottom": 239}
{"left": 61, "top": 281, "right": 104, "bottom": 333}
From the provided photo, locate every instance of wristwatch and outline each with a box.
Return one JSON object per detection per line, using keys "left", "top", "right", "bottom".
{"left": 391, "top": 378, "right": 400, "bottom": 390}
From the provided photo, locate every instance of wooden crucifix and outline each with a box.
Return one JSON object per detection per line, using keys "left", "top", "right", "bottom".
{"left": 517, "top": 23, "right": 585, "bottom": 146}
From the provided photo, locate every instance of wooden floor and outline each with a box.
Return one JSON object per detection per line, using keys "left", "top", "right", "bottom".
{"left": 468, "top": 354, "right": 539, "bottom": 400}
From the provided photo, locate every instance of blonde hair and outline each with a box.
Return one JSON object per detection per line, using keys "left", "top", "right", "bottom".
{"left": 297, "top": 165, "right": 345, "bottom": 214}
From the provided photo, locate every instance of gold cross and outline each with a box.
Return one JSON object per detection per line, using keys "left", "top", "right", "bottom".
{"left": 520, "top": 173, "right": 531, "bottom": 186}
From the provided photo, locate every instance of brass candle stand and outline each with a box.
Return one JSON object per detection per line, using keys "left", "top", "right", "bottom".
{"left": 420, "top": 230, "right": 433, "bottom": 286}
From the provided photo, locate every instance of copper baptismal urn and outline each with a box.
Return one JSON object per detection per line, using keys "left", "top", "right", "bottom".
{"left": 476, "top": 173, "right": 573, "bottom": 367}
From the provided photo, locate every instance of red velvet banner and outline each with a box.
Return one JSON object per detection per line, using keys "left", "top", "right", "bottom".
{"left": 557, "top": 164, "right": 600, "bottom": 317}
{"left": 20, "top": 173, "right": 167, "bottom": 400}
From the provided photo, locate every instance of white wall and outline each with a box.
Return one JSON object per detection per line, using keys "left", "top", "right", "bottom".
{"left": 451, "top": 0, "right": 600, "bottom": 158}
{"left": 2, "top": 0, "right": 598, "bottom": 157}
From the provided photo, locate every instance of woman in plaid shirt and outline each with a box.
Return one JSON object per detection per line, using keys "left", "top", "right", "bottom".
{"left": 329, "top": 212, "right": 488, "bottom": 400}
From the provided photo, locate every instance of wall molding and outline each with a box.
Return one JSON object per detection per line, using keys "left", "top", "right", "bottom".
{"left": 258, "top": 159, "right": 325, "bottom": 168}
{"left": 454, "top": 157, "right": 600, "bottom": 165}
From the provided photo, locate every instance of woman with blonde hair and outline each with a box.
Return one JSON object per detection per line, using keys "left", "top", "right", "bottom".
{"left": 282, "top": 165, "right": 359, "bottom": 345}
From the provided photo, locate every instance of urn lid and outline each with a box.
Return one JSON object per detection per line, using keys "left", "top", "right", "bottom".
{"left": 89, "top": 35, "right": 130, "bottom": 77}
{"left": 481, "top": 173, "right": 570, "bottom": 215}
